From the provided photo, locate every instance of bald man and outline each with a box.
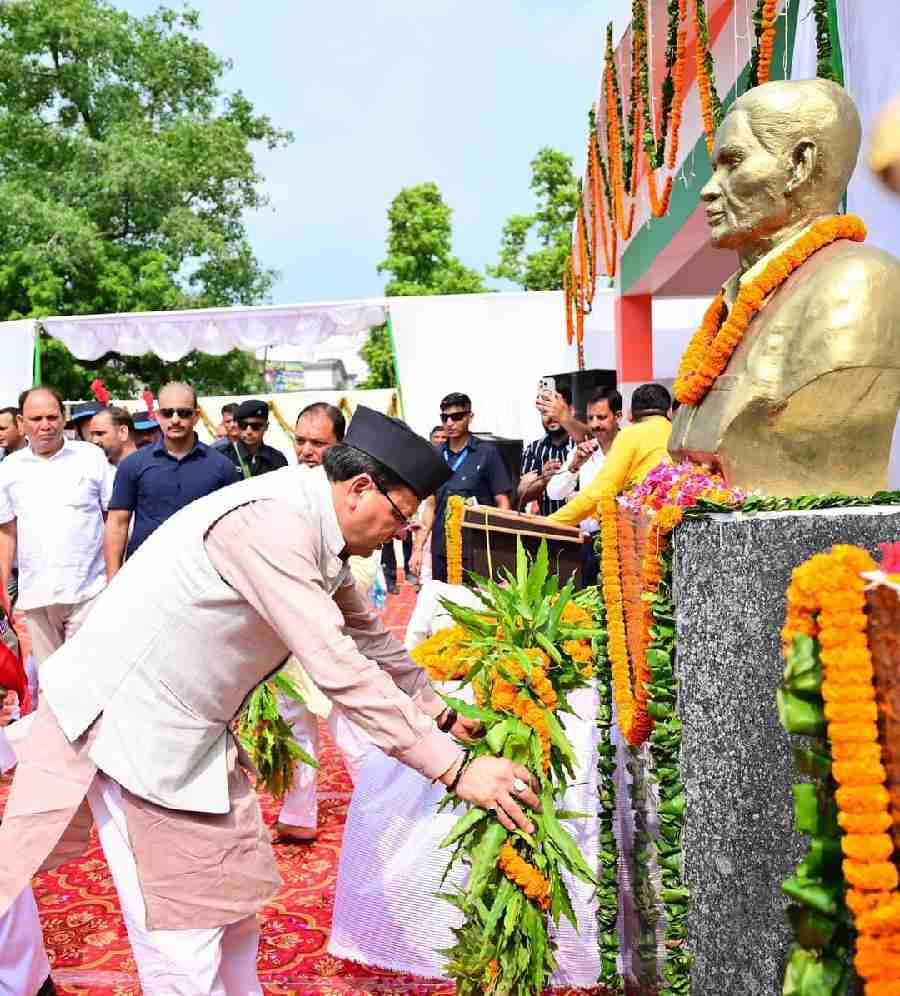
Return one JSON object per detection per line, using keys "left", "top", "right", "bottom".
{"left": 0, "top": 387, "right": 112, "bottom": 665}
{"left": 670, "top": 79, "right": 900, "bottom": 495}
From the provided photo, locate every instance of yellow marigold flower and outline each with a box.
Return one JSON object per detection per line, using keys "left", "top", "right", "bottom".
{"left": 829, "top": 722, "right": 881, "bottom": 745}
{"left": 824, "top": 700, "right": 878, "bottom": 724}
{"left": 563, "top": 639, "right": 593, "bottom": 664}
{"left": 561, "top": 602, "right": 592, "bottom": 626}
{"left": 821, "top": 680, "right": 876, "bottom": 703}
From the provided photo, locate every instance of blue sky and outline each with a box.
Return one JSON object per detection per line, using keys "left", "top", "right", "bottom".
{"left": 120, "top": 1, "right": 632, "bottom": 304}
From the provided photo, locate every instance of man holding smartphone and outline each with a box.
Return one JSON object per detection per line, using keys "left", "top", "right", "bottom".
{"left": 517, "top": 382, "right": 579, "bottom": 516}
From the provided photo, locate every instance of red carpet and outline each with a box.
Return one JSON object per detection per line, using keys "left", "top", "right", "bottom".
{"left": 1, "top": 583, "right": 599, "bottom": 995}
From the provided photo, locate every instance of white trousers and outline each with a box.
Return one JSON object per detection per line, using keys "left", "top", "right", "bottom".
{"left": 278, "top": 701, "right": 372, "bottom": 828}
{"left": 0, "top": 885, "right": 50, "bottom": 996}
{"left": 0, "top": 724, "right": 51, "bottom": 996}
{"left": 86, "top": 773, "right": 262, "bottom": 996}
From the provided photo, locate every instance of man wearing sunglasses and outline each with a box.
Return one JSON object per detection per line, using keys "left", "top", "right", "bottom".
{"left": 0, "top": 407, "right": 540, "bottom": 994}
{"left": 222, "top": 399, "right": 288, "bottom": 478}
{"left": 409, "top": 392, "right": 512, "bottom": 583}
{"left": 104, "top": 382, "right": 241, "bottom": 579}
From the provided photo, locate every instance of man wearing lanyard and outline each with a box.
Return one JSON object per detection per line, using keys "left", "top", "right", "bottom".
{"left": 409, "top": 392, "right": 512, "bottom": 583}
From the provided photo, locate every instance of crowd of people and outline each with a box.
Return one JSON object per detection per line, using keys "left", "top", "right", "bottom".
{"left": 0, "top": 376, "right": 675, "bottom": 995}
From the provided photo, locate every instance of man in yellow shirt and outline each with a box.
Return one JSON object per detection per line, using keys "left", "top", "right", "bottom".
{"left": 549, "top": 384, "right": 672, "bottom": 528}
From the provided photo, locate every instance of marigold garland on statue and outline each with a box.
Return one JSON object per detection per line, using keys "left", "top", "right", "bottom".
{"left": 674, "top": 215, "right": 867, "bottom": 407}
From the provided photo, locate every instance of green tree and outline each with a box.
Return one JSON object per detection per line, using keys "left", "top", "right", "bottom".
{"left": 489, "top": 147, "right": 580, "bottom": 291}
{"left": 376, "top": 182, "right": 488, "bottom": 297}
{"left": 361, "top": 182, "right": 487, "bottom": 389}
{"left": 357, "top": 323, "right": 395, "bottom": 390}
{"left": 0, "top": 0, "right": 291, "bottom": 397}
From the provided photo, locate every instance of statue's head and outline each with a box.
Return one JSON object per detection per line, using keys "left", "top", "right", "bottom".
{"left": 701, "top": 79, "right": 861, "bottom": 251}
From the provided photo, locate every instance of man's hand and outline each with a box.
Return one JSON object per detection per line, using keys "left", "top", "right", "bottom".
{"left": 568, "top": 438, "right": 599, "bottom": 473}
{"left": 535, "top": 391, "right": 569, "bottom": 424}
{"left": 541, "top": 458, "right": 562, "bottom": 479}
{"left": 408, "top": 547, "right": 424, "bottom": 577}
{"left": 450, "top": 715, "right": 483, "bottom": 743}
{"left": 451, "top": 756, "right": 540, "bottom": 833}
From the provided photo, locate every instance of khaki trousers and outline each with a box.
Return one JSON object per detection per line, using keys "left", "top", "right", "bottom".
{"left": 24, "top": 593, "right": 99, "bottom": 667}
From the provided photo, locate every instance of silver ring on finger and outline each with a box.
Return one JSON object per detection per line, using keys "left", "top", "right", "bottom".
{"left": 512, "top": 777, "right": 528, "bottom": 794}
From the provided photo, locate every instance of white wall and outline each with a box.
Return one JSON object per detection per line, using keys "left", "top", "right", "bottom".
{"left": 389, "top": 290, "right": 709, "bottom": 441}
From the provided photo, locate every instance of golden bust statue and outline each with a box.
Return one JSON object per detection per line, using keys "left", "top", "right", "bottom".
{"left": 669, "top": 79, "right": 900, "bottom": 496}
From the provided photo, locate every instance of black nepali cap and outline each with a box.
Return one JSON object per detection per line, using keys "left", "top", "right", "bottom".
{"left": 235, "top": 399, "right": 269, "bottom": 422}
{"left": 345, "top": 406, "right": 451, "bottom": 500}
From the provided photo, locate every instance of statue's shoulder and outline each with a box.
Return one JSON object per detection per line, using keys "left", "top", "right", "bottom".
{"left": 800, "top": 240, "right": 900, "bottom": 298}
{"left": 780, "top": 241, "right": 900, "bottom": 375}
{"left": 790, "top": 240, "right": 900, "bottom": 328}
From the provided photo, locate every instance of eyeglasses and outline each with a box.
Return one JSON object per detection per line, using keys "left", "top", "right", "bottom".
{"left": 158, "top": 408, "right": 196, "bottom": 419}
{"left": 439, "top": 411, "right": 471, "bottom": 423}
{"left": 372, "top": 482, "right": 415, "bottom": 530}
{"left": 238, "top": 420, "right": 267, "bottom": 431}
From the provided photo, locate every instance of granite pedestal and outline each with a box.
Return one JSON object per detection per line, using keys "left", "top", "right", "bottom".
{"left": 667, "top": 506, "right": 900, "bottom": 995}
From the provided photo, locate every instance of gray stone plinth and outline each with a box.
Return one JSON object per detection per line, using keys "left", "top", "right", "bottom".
{"left": 672, "top": 506, "right": 900, "bottom": 995}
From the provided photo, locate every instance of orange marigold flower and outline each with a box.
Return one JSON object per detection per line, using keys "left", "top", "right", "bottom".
{"left": 841, "top": 834, "right": 894, "bottom": 863}
{"left": 824, "top": 700, "right": 878, "bottom": 724}
{"left": 498, "top": 842, "right": 551, "bottom": 909}
{"left": 836, "top": 784, "right": 891, "bottom": 814}
{"left": 842, "top": 859, "right": 899, "bottom": 892}
{"left": 832, "top": 760, "right": 887, "bottom": 786}
{"left": 855, "top": 895, "right": 900, "bottom": 935}
{"left": 838, "top": 811, "right": 893, "bottom": 835}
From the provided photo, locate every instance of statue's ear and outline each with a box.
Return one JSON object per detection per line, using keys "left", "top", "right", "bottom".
{"left": 787, "top": 139, "right": 817, "bottom": 194}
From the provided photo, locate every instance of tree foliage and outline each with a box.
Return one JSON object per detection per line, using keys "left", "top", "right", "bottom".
{"left": 362, "top": 181, "right": 487, "bottom": 389}
{"left": 488, "top": 147, "right": 580, "bottom": 291}
{"left": 0, "top": 0, "right": 290, "bottom": 398}
{"left": 376, "top": 182, "right": 488, "bottom": 297}
{"left": 357, "top": 323, "right": 395, "bottom": 390}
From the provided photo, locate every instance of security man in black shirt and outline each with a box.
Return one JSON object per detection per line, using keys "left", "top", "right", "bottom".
{"left": 223, "top": 399, "right": 289, "bottom": 478}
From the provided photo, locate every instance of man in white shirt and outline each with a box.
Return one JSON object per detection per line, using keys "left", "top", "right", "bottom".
{"left": 545, "top": 387, "right": 622, "bottom": 584}
{"left": 0, "top": 387, "right": 112, "bottom": 665}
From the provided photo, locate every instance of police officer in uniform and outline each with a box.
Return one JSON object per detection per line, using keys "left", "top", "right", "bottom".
{"left": 222, "top": 399, "right": 289, "bottom": 478}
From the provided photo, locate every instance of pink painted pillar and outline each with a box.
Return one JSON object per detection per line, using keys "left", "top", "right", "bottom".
{"left": 614, "top": 293, "right": 653, "bottom": 384}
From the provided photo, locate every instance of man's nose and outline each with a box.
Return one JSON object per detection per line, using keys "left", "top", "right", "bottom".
{"left": 700, "top": 176, "right": 719, "bottom": 202}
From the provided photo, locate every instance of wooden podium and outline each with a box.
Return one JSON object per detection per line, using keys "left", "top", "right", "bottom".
{"left": 458, "top": 505, "right": 586, "bottom": 588}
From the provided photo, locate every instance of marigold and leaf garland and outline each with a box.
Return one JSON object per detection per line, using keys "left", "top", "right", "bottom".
{"left": 673, "top": 215, "right": 867, "bottom": 407}
{"left": 780, "top": 544, "right": 900, "bottom": 996}
{"left": 427, "top": 540, "right": 602, "bottom": 995}
{"left": 445, "top": 494, "right": 466, "bottom": 585}
{"left": 238, "top": 667, "right": 318, "bottom": 799}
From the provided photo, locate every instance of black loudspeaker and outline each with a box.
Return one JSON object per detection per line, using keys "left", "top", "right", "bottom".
{"left": 472, "top": 433, "right": 523, "bottom": 499}
{"left": 546, "top": 368, "right": 617, "bottom": 419}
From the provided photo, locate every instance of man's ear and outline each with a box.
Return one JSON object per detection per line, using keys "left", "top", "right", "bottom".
{"left": 346, "top": 473, "right": 372, "bottom": 498}
{"left": 787, "top": 139, "right": 817, "bottom": 194}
